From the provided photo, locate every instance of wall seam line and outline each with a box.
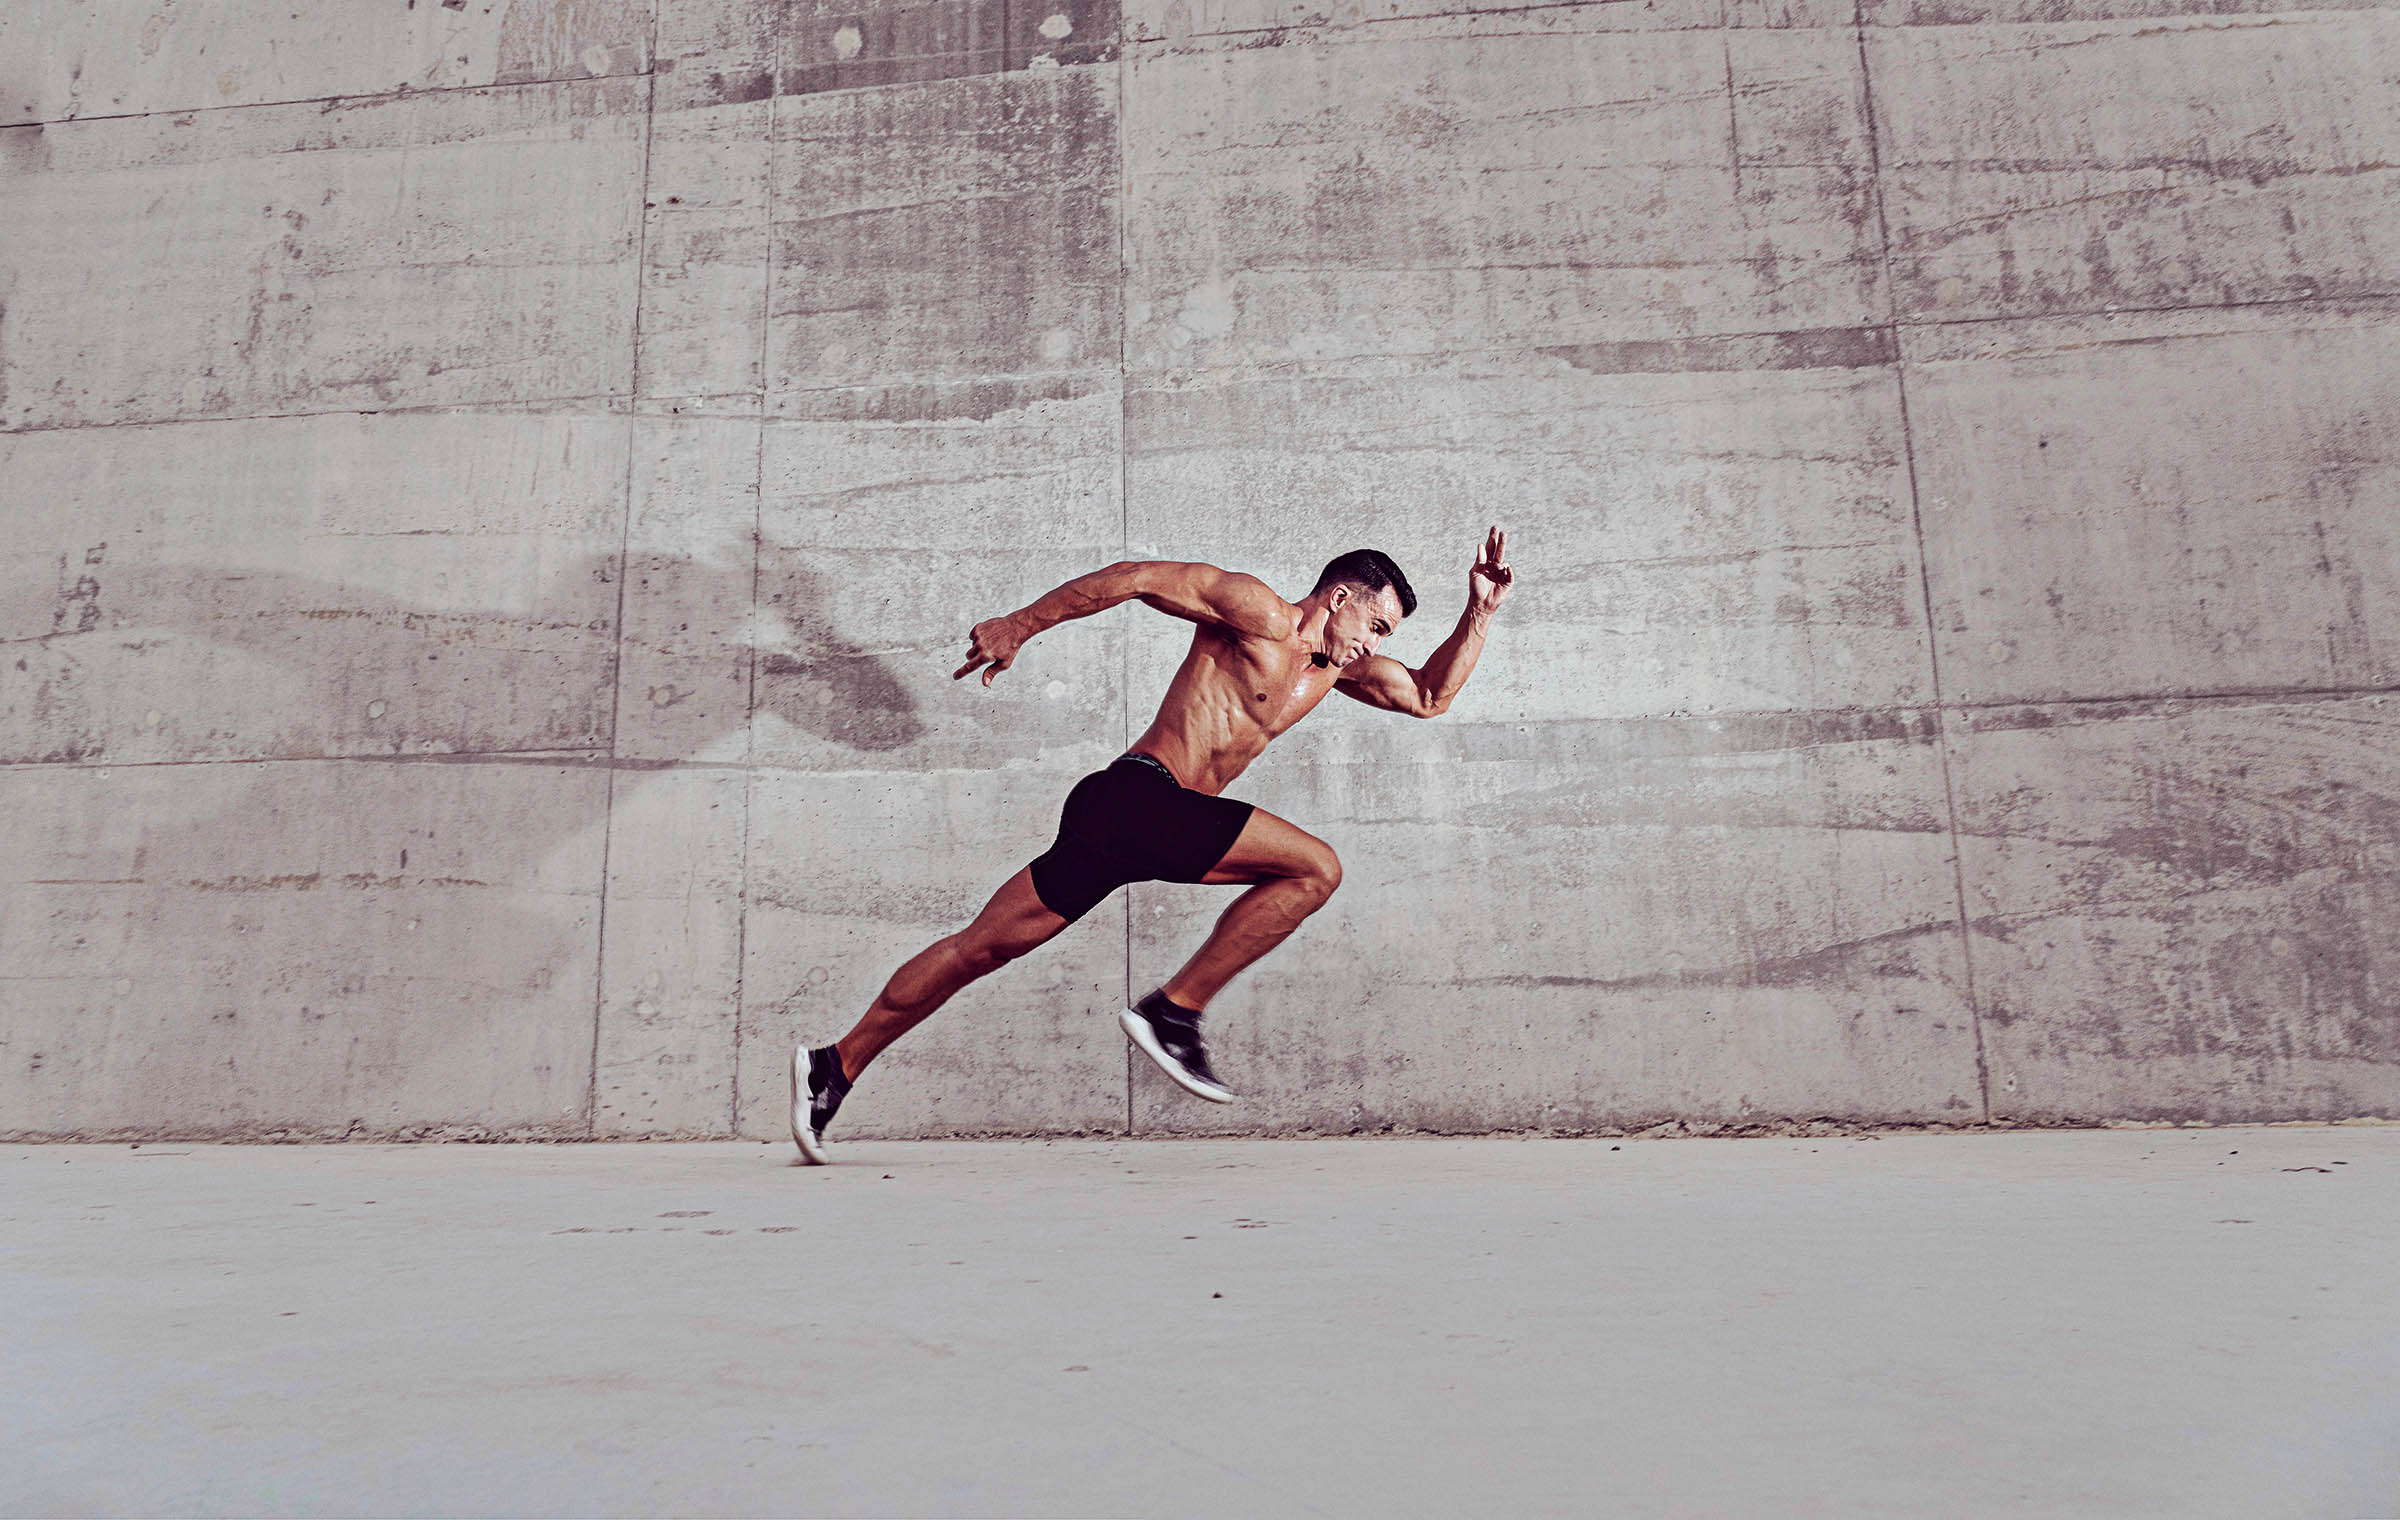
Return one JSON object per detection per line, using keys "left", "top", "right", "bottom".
{"left": 730, "top": 31, "right": 784, "bottom": 1142}
{"left": 586, "top": 66, "right": 660, "bottom": 1137}
{"left": 1118, "top": 10, "right": 1137, "bottom": 1138}
{"left": 1852, "top": 0, "right": 1991, "bottom": 1123}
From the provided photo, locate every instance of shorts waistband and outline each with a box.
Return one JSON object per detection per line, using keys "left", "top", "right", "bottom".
{"left": 1116, "top": 751, "right": 1179, "bottom": 785}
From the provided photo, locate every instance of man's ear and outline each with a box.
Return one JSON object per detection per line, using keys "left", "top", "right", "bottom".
{"left": 1327, "top": 584, "right": 1350, "bottom": 610}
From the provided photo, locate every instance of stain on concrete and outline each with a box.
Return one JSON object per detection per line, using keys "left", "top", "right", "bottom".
{"left": 1549, "top": 326, "right": 1899, "bottom": 376}
{"left": 756, "top": 651, "right": 923, "bottom": 751}
{"left": 1467, "top": 921, "right": 1959, "bottom": 993}
{"left": 0, "top": 122, "right": 48, "bottom": 175}
{"left": 779, "top": 0, "right": 1117, "bottom": 96}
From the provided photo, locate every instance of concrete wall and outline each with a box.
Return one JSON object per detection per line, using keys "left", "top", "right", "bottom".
{"left": 2, "top": 0, "right": 2393, "bottom": 1140}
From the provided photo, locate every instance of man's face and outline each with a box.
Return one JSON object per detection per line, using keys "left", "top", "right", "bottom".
{"left": 1325, "top": 584, "right": 1404, "bottom": 668}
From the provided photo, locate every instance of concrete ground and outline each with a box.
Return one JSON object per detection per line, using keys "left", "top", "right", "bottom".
{"left": 5, "top": 1129, "right": 2395, "bottom": 1519}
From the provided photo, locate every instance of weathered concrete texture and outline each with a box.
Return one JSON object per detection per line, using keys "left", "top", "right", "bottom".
{"left": 1906, "top": 304, "right": 2400, "bottom": 702}
{"left": 0, "top": 79, "right": 649, "bottom": 430}
{"left": 0, "top": 759, "right": 604, "bottom": 1139}
{"left": 1954, "top": 692, "right": 2400, "bottom": 1125}
{"left": 4, "top": 0, "right": 2396, "bottom": 1138}
{"left": 0, "top": 410, "right": 626, "bottom": 766}
{"left": 0, "top": 0, "right": 653, "bottom": 125}
{"left": 7, "top": 1133, "right": 2398, "bottom": 1517}
{"left": 1132, "top": 713, "right": 1984, "bottom": 1133}
{"left": 1870, "top": 10, "right": 2400, "bottom": 320}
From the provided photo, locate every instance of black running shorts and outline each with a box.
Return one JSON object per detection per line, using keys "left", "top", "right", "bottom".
{"left": 1028, "top": 752, "right": 1257, "bottom": 924}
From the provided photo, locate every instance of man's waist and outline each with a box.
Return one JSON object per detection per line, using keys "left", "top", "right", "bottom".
{"left": 1116, "top": 750, "right": 1180, "bottom": 785}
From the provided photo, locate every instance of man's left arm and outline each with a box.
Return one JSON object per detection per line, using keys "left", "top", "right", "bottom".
{"left": 1338, "top": 527, "right": 1513, "bottom": 718}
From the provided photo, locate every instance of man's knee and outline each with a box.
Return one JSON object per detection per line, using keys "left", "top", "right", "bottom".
{"left": 953, "top": 932, "right": 1022, "bottom": 979}
{"left": 1298, "top": 841, "right": 1342, "bottom": 904}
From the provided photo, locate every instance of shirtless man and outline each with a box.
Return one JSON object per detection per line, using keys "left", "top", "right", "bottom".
{"left": 790, "top": 529, "right": 1515, "bottom": 1162}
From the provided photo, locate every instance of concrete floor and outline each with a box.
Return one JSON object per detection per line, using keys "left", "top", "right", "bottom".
{"left": 5, "top": 1129, "right": 2395, "bottom": 1519}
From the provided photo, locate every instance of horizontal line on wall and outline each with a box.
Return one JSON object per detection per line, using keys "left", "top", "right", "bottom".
{"left": 2, "top": 68, "right": 651, "bottom": 133}
{"left": 10, "top": 295, "right": 2399, "bottom": 443}
{"left": 0, "top": 396, "right": 636, "bottom": 439}
{"left": 1950, "top": 680, "right": 2400, "bottom": 716}
{"left": 6, "top": 683, "right": 2394, "bottom": 776}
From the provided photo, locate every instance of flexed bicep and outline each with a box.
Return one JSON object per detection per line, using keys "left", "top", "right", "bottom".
{"left": 1335, "top": 654, "right": 1437, "bottom": 717}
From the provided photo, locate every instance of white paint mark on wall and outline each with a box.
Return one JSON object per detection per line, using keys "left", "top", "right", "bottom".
{"left": 1176, "top": 278, "right": 1237, "bottom": 341}
{"left": 1045, "top": 679, "right": 1067, "bottom": 701}
{"left": 1039, "top": 326, "right": 1076, "bottom": 362}
{"left": 736, "top": 607, "right": 805, "bottom": 658}
{"left": 180, "top": 378, "right": 206, "bottom": 410}
{"left": 143, "top": 710, "right": 162, "bottom": 727}
{"left": 832, "top": 25, "right": 864, "bottom": 60}
{"left": 581, "top": 45, "right": 613, "bottom": 76}
{"left": 140, "top": 13, "right": 170, "bottom": 56}
{"left": 1039, "top": 12, "right": 1074, "bottom": 38}
{"left": 367, "top": 700, "right": 387, "bottom": 719}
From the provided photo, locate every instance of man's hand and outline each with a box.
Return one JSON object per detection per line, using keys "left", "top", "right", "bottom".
{"left": 1468, "top": 525, "right": 1514, "bottom": 614}
{"left": 954, "top": 614, "right": 1030, "bottom": 686}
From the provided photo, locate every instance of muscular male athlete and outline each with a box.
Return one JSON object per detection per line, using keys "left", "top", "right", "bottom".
{"left": 790, "top": 528, "right": 1515, "bottom": 1162}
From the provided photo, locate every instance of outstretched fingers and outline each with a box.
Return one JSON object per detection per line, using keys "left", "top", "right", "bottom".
{"left": 954, "top": 618, "right": 1021, "bottom": 685}
{"left": 1478, "top": 525, "right": 1511, "bottom": 578}
{"left": 954, "top": 652, "right": 1011, "bottom": 685}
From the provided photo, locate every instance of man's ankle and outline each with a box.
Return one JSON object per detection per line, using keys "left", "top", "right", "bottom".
{"left": 1147, "top": 986, "right": 1206, "bottom": 1018}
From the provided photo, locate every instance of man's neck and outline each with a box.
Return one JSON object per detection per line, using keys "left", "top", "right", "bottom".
{"left": 1295, "top": 597, "right": 1335, "bottom": 666}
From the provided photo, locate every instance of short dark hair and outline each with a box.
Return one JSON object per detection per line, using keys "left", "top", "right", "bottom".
{"left": 1313, "top": 549, "right": 1416, "bottom": 619}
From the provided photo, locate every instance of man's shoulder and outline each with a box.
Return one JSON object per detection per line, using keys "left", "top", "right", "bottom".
{"left": 1205, "top": 568, "right": 1302, "bottom": 640}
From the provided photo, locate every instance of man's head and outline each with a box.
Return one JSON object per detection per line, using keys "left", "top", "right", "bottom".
{"left": 1310, "top": 548, "right": 1416, "bottom": 668}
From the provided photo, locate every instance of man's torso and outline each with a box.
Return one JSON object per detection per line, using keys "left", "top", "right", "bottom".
{"left": 1128, "top": 620, "right": 1340, "bottom": 795}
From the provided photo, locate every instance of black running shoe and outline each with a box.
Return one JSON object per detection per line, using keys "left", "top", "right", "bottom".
{"left": 1120, "top": 988, "right": 1235, "bottom": 1103}
{"left": 790, "top": 1045, "right": 851, "bottom": 1164}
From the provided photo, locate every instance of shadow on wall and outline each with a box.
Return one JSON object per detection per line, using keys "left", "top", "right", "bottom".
{"left": 750, "top": 561, "right": 924, "bottom": 753}
{"left": 1, "top": 544, "right": 925, "bottom": 1136}
{"left": 7, "top": 547, "right": 924, "bottom": 763}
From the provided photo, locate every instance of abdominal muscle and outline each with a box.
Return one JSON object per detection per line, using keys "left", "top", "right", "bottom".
{"left": 1127, "top": 626, "right": 1335, "bottom": 795}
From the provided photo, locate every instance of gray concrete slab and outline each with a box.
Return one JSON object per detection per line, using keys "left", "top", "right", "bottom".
{"left": 0, "top": 758, "right": 606, "bottom": 1139}
{"left": 0, "top": 79, "right": 647, "bottom": 431}
{"left": 6, "top": 1130, "right": 2397, "bottom": 1517}
{"left": 1950, "top": 692, "right": 2400, "bottom": 1124}
{"left": 1905, "top": 304, "right": 2400, "bottom": 703}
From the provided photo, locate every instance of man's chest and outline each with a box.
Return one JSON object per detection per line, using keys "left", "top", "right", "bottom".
{"left": 1226, "top": 647, "right": 1338, "bottom": 732}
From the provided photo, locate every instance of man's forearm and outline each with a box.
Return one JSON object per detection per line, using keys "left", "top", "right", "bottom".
{"left": 1415, "top": 602, "right": 1495, "bottom": 715}
{"left": 1011, "top": 562, "right": 1145, "bottom": 636}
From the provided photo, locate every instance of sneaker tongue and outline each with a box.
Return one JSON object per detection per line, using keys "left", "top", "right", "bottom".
{"left": 1143, "top": 989, "right": 1201, "bottom": 1028}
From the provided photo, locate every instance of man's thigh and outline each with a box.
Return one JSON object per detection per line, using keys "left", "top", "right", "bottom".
{"left": 1198, "top": 806, "right": 1336, "bottom": 886}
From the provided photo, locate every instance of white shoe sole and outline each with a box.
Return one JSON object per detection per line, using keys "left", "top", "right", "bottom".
{"left": 1120, "top": 1008, "right": 1236, "bottom": 1104}
{"left": 790, "top": 1046, "right": 829, "bottom": 1165}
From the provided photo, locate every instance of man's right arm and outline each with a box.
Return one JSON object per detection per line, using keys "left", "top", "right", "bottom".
{"left": 954, "top": 561, "right": 1294, "bottom": 685}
